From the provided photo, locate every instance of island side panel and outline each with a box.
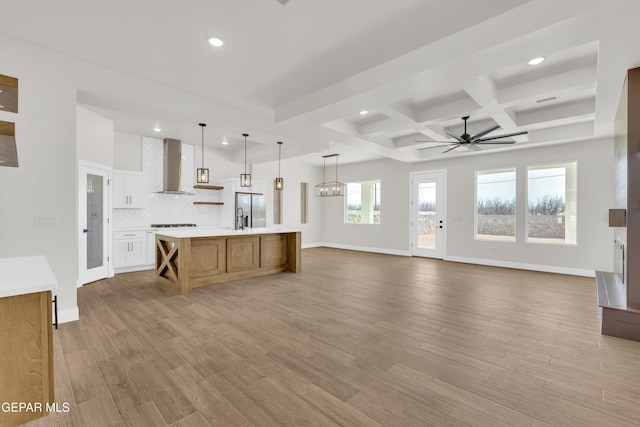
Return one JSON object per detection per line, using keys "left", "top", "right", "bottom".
{"left": 190, "top": 237, "right": 226, "bottom": 278}
{"left": 155, "top": 235, "right": 191, "bottom": 294}
{"left": 226, "top": 236, "right": 260, "bottom": 272}
{"left": 287, "top": 232, "right": 302, "bottom": 272}
{"left": 260, "top": 234, "right": 288, "bottom": 268}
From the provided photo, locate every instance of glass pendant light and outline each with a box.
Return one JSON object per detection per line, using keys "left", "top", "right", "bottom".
{"left": 196, "top": 123, "right": 209, "bottom": 183}
{"left": 240, "top": 133, "right": 251, "bottom": 187}
{"left": 314, "top": 154, "right": 346, "bottom": 197}
{"left": 275, "top": 141, "right": 284, "bottom": 190}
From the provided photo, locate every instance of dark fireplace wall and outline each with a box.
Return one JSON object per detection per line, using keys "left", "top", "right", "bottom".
{"left": 616, "top": 67, "right": 640, "bottom": 308}
{"left": 614, "top": 73, "right": 627, "bottom": 284}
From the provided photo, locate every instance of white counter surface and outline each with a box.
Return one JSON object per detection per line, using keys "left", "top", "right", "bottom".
{"left": 156, "top": 227, "right": 302, "bottom": 239}
{"left": 0, "top": 255, "right": 58, "bottom": 298}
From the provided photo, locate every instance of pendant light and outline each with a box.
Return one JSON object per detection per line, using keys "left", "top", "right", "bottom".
{"left": 240, "top": 133, "right": 251, "bottom": 187}
{"left": 196, "top": 123, "right": 209, "bottom": 183}
{"left": 275, "top": 141, "right": 284, "bottom": 190}
{"left": 314, "top": 153, "right": 346, "bottom": 197}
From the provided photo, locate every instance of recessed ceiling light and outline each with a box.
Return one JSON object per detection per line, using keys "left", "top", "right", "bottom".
{"left": 152, "top": 126, "right": 162, "bottom": 132}
{"left": 359, "top": 110, "right": 369, "bottom": 115}
{"left": 208, "top": 37, "right": 224, "bottom": 47}
{"left": 528, "top": 57, "right": 545, "bottom": 65}
{"left": 221, "top": 139, "right": 229, "bottom": 145}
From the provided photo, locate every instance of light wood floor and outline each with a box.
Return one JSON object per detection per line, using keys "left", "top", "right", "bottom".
{"left": 25, "top": 248, "right": 640, "bottom": 426}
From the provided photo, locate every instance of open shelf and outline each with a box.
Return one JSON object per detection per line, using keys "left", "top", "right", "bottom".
{"left": 193, "top": 185, "right": 224, "bottom": 190}
{"left": 193, "top": 201, "right": 223, "bottom": 205}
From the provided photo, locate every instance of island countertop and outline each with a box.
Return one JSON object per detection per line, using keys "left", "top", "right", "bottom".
{"left": 155, "top": 226, "right": 302, "bottom": 239}
{"left": 0, "top": 255, "right": 58, "bottom": 298}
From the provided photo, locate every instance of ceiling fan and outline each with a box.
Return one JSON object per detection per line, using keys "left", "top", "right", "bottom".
{"left": 416, "top": 116, "right": 528, "bottom": 153}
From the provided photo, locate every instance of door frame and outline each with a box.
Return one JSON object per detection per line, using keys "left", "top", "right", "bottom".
{"left": 78, "top": 160, "right": 113, "bottom": 287}
{"left": 410, "top": 169, "right": 447, "bottom": 258}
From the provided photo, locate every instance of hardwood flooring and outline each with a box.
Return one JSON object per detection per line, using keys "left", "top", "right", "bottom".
{"left": 23, "top": 248, "right": 640, "bottom": 426}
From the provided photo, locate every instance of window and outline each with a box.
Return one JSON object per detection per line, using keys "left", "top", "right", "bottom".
{"left": 476, "top": 168, "right": 516, "bottom": 241}
{"left": 345, "top": 180, "right": 380, "bottom": 224}
{"left": 527, "top": 162, "right": 577, "bottom": 245}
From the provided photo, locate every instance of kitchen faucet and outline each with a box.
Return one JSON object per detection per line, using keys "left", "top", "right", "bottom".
{"left": 236, "top": 207, "right": 244, "bottom": 230}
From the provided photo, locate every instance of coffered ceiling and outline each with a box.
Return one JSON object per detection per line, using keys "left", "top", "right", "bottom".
{"left": 1, "top": 0, "right": 639, "bottom": 165}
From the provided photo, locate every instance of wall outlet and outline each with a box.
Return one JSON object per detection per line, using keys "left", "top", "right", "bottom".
{"left": 34, "top": 216, "right": 58, "bottom": 227}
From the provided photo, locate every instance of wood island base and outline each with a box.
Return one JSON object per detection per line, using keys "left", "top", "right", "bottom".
{"left": 155, "top": 231, "right": 301, "bottom": 294}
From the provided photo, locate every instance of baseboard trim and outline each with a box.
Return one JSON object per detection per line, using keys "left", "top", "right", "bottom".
{"left": 314, "top": 243, "right": 411, "bottom": 257}
{"left": 302, "top": 242, "right": 325, "bottom": 249}
{"left": 58, "top": 306, "right": 79, "bottom": 324}
{"left": 444, "top": 255, "right": 595, "bottom": 277}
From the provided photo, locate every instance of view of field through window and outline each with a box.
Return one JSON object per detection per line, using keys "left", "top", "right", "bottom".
{"left": 345, "top": 180, "right": 380, "bottom": 224}
{"left": 476, "top": 168, "right": 516, "bottom": 241}
{"left": 527, "top": 162, "right": 577, "bottom": 244}
{"left": 475, "top": 163, "right": 577, "bottom": 244}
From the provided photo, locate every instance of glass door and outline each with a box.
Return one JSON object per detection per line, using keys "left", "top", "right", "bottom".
{"left": 78, "top": 162, "right": 110, "bottom": 285}
{"left": 411, "top": 171, "right": 446, "bottom": 258}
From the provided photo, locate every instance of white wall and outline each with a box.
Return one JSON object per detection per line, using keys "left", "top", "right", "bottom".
{"left": 76, "top": 105, "right": 114, "bottom": 166}
{"left": 0, "top": 38, "right": 79, "bottom": 321}
{"left": 322, "top": 139, "right": 614, "bottom": 275}
{"left": 113, "top": 131, "right": 141, "bottom": 171}
{"left": 253, "top": 159, "right": 324, "bottom": 245}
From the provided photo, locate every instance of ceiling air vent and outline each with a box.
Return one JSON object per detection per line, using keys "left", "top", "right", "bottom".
{"left": 275, "top": 0, "right": 296, "bottom": 6}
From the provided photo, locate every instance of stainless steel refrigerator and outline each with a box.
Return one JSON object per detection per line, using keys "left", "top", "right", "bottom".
{"left": 235, "top": 192, "right": 266, "bottom": 229}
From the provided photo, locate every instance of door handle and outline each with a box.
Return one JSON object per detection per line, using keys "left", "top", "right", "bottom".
{"left": 83, "top": 229, "right": 91, "bottom": 233}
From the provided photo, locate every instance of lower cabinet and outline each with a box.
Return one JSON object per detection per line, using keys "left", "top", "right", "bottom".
{"left": 146, "top": 230, "right": 157, "bottom": 266}
{"left": 0, "top": 290, "right": 53, "bottom": 426}
{"left": 114, "top": 231, "right": 147, "bottom": 269}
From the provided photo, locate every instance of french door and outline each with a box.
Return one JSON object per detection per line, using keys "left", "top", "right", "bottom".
{"left": 78, "top": 161, "right": 111, "bottom": 286}
{"left": 411, "top": 170, "right": 446, "bottom": 258}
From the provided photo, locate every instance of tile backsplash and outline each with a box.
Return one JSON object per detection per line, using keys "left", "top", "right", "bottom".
{"left": 112, "top": 137, "right": 222, "bottom": 229}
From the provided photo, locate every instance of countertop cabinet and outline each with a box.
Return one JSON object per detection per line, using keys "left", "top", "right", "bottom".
{"left": 0, "top": 291, "right": 54, "bottom": 426}
{"left": 114, "top": 231, "right": 147, "bottom": 269}
{"left": 113, "top": 170, "right": 144, "bottom": 209}
{"left": 0, "top": 256, "right": 56, "bottom": 427}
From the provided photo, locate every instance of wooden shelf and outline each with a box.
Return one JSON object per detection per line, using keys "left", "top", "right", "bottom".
{"left": 193, "top": 201, "right": 223, "bottom": 205}
{"left": 193, "top": 185, "right": 224, "bottom": 190}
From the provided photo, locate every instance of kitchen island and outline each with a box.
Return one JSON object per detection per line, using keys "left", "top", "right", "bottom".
{"left": 155, "top": 227, "right": 301, "bottom": 294}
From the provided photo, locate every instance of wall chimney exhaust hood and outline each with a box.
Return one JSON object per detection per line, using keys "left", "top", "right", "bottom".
{"left": 155, "top": 138, "right": 194, "bottom": 195}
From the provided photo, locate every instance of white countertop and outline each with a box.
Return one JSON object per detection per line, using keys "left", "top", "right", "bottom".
{"left": 0, "top": 255, "right": 58, "bottom": 298}
{"left": 156, "top": 227, "right": 302, "bottom": 239}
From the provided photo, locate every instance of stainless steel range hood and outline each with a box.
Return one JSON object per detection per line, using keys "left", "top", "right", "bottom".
{"left": 155, "top": 138, "right": 194, "bottom": 195}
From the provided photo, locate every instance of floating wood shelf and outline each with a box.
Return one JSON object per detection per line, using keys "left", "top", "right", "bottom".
{"left": 193, "top": 201, "right": 223, "bottom": 205}
{"left": 193, "top": 185, "right": 224, "bottom": 190}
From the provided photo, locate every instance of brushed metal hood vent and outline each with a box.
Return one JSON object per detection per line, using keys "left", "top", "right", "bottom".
{"left": 155, "top": 138, "right": 194, "bottom": 195}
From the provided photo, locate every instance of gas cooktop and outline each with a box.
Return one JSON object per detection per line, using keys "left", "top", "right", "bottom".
{"left": 150, "top": 223, "right": 197, "bottom": 228}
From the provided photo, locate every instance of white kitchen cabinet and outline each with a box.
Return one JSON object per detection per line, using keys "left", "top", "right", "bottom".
{"left": 114, "top": 231, "right": 147, "bottom": 269}
{"left": 113, "top": 170, "right": 145, "bottom": 209}
{"left": 146, "top": 230, "right": 157, "bottom": 265}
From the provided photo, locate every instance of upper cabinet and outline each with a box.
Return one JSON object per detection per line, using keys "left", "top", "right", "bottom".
{"left": 113, "top": 170, "right": 145, "bottom": 209}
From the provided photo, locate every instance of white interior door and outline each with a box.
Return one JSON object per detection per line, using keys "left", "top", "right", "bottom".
{"left": 78, "top": 162, "right": 111, "bottom": 285}
{"left": 411, "top": 170, "right": 446, "bottom": 258}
